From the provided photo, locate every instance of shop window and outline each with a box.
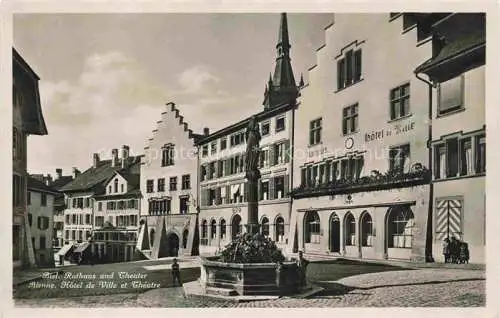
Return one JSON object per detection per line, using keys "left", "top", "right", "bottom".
{"left": 344, "top": 212, "right": 356, "bottom": 246}
{"left": 387, "top": 207, "right": 414, "bottom": 248}
{"left": 201, "top": 220, "right": 208, "bottom": 245}
{"left": 220, "top": 219, "right": 226, "bottom": 239}
{"left": 231, "top": 214, "right": 242, "bottom": 239}
{"left": 360, "top": 212, "right": 373, "bottom": 247}
{"left": 304, "top": 211, "right": 320, "bottom": 244}
{"left": 275, "top": 217, "right": 285, "bottom": 243}
{"left": 210, "top": 220, "right": 217, "bottom": 240}
{"left": 261, "top": 217, "right": 270, "bottom": 237}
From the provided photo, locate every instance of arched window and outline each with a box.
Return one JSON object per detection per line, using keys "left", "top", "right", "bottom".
{"left": 275, "top": 216, "right": 285, "bottom": 243}
{"left": 232, "top": 214, "right": 242, "bottom": 239}
{"left": 220, "top": 219, "right": 226, "bottom": 239}
{"left": 344, "top": 212, "right": 356, "bottom": 246}
{"left": 149, "top": 229, "right": 155, "bottom": 248}
{"left": 388, "top": 207, "right": 414, "bottom": 248}
{"left": 261, "top": 217, "right": 269, "bottom": 237}
{"left": 210, "top": 219, "right": 217, "bottom": 240}
{"left": 304, "top": 211, "right": 320, "bottom": 243}
{"left": 182, "top": 229, "right": 188, "bottom": 249}
{"left": 360, "top": 212, "right": 373, "bottom": 247}
{"left": 114, "top": 179, "right": 118, "bottom": 193}
{"left": 201, "top": 220, "right": 208, "bottom": 245}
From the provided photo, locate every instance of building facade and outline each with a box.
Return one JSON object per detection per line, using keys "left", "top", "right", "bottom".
{"left": 290, "top": 14, "right": 438, "bottom": 262}
{"left": 197, "top": 13, "right": 299, "bottom": 255}
{"left": 138, "top": 102, "right": 200, "bottom": 259}
{"left": 92, "top": 151, "right": 141, "bottom": 263}
{"left": 59, "top": 147, "right": 142, "bottom": 263}
{"left": 13, "top": 48, "right": 48, "bottom": 268}
{"left": 27, "top": 177, "right": 58, "bottom": 267}
{"left": 414, "top": 13, "right": 486, "bottom": 263}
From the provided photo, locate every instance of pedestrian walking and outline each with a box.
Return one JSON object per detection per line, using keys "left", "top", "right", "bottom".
{"left": 449, "top": 237, "right": 459, "bottom": 264}
{"left": 442, "top": 238, "right": 450, "bottom": 263}
{"left": 171, "top": 258, "right": 182, "bottom": 287}
{"left": 459, "top": 241, "right": 470, "bottom": 264}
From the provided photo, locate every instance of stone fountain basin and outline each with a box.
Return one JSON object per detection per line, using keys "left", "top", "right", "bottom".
{"left": 199, "top": 256, "right": 302, "bottom": 296}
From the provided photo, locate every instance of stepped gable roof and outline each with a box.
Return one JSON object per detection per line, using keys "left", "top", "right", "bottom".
{"left": 27, "top": 176, "right": 59, "bottom": 195}
{"left": 60, "top": 156, "right": 142, "bottom": 193}
{"left": 145, "top": 102, "right": 202, "bottom": 149}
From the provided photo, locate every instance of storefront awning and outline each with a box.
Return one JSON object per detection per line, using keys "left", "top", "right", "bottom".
{"left": 55, "top": 244, "right": 74, "bottom": 257}
{"left": 74, "top": 242, "right": 90, "bottom": 253}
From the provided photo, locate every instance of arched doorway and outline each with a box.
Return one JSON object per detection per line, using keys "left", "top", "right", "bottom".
{"left": 275, "top": 216, "right": 285, "bottom": 243}
{"left": 261, "top": 217, "right": 270, "bottom": 237}
{"left": 385, "top": 206, "right": 415, "bottom": 259}
{"left": 330, "top": 213, "right": 340, "bottom": 253}
{"left": 166, "top": 232, "right": 179, "bottom": 257}
{"left": 304, "top": 211, "right": 320, "bottom": 244}
{"left": 232, "top": 214, "right": 242, "bottom": 239}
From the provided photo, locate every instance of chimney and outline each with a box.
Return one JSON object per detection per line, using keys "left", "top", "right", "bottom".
{"left": 45, "top": 174, "right": 53, "bottom": 186}
{"left": 111, "top": 149, "right": 118, "bottom": 167}
{"left": 72, "top": 167, "right": 80, "bottom": 179}
{"left": 56, "top": 168, "right": 62, "bottom": 179}
{"left": 93, "top": 153, "right": 100, "bottom": 169}
{"left": 203, "top": 127, "right": 210, "bottom": 136}
{"left": 121, "top": 145, "right": 130, "bottom": 168}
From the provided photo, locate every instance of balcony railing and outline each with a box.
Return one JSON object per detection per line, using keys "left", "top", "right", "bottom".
{"left": 291, "top": 166, "right": 431, "bottom": 199}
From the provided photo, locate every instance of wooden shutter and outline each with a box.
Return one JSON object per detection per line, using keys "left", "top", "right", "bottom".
{"left": 225, "top": 185, "right": 231, "bottom": 203}
{"left": 214, "top": 161, "right": 219, "bottom": 178}
{"left": 354, "top": 49, "right": 362, "bottom": 82}
{"left": 337, "top": 58, "right": 345, "bottom": 89}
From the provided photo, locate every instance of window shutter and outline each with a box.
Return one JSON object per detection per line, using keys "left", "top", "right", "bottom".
{"left": 37, "top": 216, "right": 41, "bottom": 230}
{"left": 354, "top": 49, "right": 362, "bottom": 81}
{"left": 337, "top": 58, "right": 345, "bottom": 89}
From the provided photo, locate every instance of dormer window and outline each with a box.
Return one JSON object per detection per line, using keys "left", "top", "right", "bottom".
{"left": 161, "top": 143, "right": 175, "bottom": 166}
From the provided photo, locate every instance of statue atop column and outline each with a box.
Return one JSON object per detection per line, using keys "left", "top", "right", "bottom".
{"left": 245, "top": 115, "right": 261, "bottom": 235}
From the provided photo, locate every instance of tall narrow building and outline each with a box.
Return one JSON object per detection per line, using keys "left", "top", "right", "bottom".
{"left": 13, "top": 48, "right": 48, "bottom": 268}
{"left": 197, "top": 13, "right": 299, "bottom": 256}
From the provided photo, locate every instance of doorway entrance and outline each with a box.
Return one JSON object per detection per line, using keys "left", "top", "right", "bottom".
{"left": 163, "top": 232, "right": 179, "bottom": 257}
{"left": 330, "top": 213, "right": 341, "bottom": 253}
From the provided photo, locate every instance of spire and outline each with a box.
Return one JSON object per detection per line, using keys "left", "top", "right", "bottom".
{"left": 277, "top": 12, "right": 291, "bottom": 54}
{"left": 263, "top": 12, "right": 299, "bottom": 109}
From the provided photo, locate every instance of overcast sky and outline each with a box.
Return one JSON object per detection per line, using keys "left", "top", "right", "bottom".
{"left": 14, "top": 13, "right": 333, "bottom": 176}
